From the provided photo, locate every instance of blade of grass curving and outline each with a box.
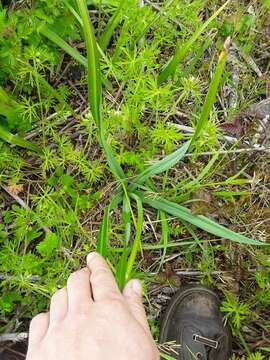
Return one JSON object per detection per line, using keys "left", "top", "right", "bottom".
{"left": 76, "top": 0, "right": 125, "bottom": 180}
{"left": 125, "top": 193, "right": 143, "bottom": 282}
{"left": 129, "top": 140, "right": 191, "bottom": 191}
{"left": 0, "top": 125, "right": 42, "bottom": 153}
{"left": 63, "top": 0, "right": 83, "bottom": 25}
{"left": 181, "top": 220, "right": 204, "bottom": 251}
{"left": 157, "top": 210, "right": 169, "bottom": 272}
{"left": 39, "top": 25, "right": 112, "bottom": 91}
{"left": 96, "top": 205, "right": 110, "bottom": 257}
{"left": 39, "top": 25, "right": 87, "bottom": 67}
{"left": 102, "top": 140, "right": 126, "bottom": 180}
{"left": 76, "top": 0, "right": 102, "bottom": 128}
{"left": 110, "top": 238, "right": 201, "bottom": 252}
{"left": 99, "top": 1, "right": 124, "bottom": 51}
{"left": 160, "top": 353, "right": 176, "bottom": 360}
{"left": 137, "top": 192, "right": 264, "bottom": 246}
{"left": 157, "top": 0, "right": 230, "bottom": 85}
{"left": 192, "top": 39, "right": 230, "bottom": 143}
{"left": 181, "top": 36, "right": 213, "bottom": 79}
{"left": 183, "top": 146, "right": 222, "bottom": 191}
{"left": 116, "top": 197, "right": 131, "bottom": 290}
{"left": 0, "top": 86, "right": 22, "bottom": 124}
{"left": 96, "top": 193, "right": 123, "bottom": 256}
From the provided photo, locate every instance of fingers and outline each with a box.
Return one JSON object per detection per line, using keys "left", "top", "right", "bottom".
{"left": 86, "top": 252, "right": 121, "bottom": 302}
{"left": 123, "top": 279, "right": 150, "bottom": 334}
{"left": 67, "top": 267, "right": 93, "bottom": 313}
{"left": 49, "top": 287, "right": 68, "bottom": 322}
{"left": 28, "top": 312, "right": 49, "bottom": 347}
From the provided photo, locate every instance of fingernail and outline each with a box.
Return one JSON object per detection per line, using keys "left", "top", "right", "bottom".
{"left": 86, "top": 252, "right": 97, "bottom": 264}
{"left": 132, "top": 279, "right": 142, "bottom": 296}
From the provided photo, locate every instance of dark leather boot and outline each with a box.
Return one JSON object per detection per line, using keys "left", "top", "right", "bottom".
{"left": 160, "top": 285, "right": 232, "bottom": 360}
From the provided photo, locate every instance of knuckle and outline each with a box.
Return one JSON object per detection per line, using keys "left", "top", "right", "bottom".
{"left": 67, "top": 269, "right": 88, "bottom": 285}
{"left": 92, "top": 267, "right": 111, "bottom": 280}
{"left": 51, "top": 288, "right": 63, "bottom": 301}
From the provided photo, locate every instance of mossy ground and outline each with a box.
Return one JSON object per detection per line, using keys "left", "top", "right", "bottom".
{"left": 0, "top": 1, "right": 270, "bottom": 358}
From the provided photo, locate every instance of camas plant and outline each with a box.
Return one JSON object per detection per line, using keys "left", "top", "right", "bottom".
{"left": 73, "top": 0, "right": 264, "bottom": 290}
{"left": 1, "top": 0, "right": 265, "bottom": 291}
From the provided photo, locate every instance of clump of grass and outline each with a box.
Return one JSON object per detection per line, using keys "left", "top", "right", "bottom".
{"left": 75, "top": 0, "right": 265, "bottom": 291}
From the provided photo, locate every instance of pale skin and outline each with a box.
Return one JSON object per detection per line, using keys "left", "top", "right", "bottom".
{"left": 26, "top": 252, "right": 159, "bottom": 360}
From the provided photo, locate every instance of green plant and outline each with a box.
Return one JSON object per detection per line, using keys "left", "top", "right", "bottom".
{"left": 157, "top": 0, "right": 231, "bottom": 84}
{"left": 73, "top": 0, "right": 264, "bottom": 293}
{"left": 0, "top": 2, "right": 269, "bottom": 356}
{"left": 221, "top": 293, "right": 251, "bottom": 331}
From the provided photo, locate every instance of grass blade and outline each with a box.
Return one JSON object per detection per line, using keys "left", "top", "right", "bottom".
{"left": 192, "top": 39, "right": 229, "bottom": 142}
{"left": 96, "top": 206, "right": 110, "bottom": 257}
{"left": 96, "top": 193, "right": 123, "bottom": 256}
{"left": 0, "top": 86, "right": 41, "bottom": 153}
{"left": 181, "top": 36, "right": 213, "bottom": 79}
{"left": 63, "top": 0, "right": 83, "bottom": 25}
{"left": 184, "top": 146, "right": 222, "bottom": 191}
{"left": 137, "top": 192, "right": 264, "bottom": 246}
{"left": 102, "top": 140, "right": 126, "bottom": 180}
{"left": 157, "top": 0, "right": 230, "bottom": 84}
{"left": 0, "top": 86, "right": 22, "bottom": 125}
{"left": 99, "top": 1, "right": 124, "bottom": 51}
{"left": 39, "top": 25, "right": 87, "bottom": 67}
{"left": 116, "top": 197, "right": 131, "bottom": 290}
{"left": 0, "top": 125, "right": 42, "bottom": 153}
{"left": 160, "top": 353, "right": 176, "bottom": 360}
{"left": 129, "top": 140, "right": 191, "bottom": 191}
{"left": 76, "top": 0, "right": 125, "bottom": 180}
{"left": 62, "top": 2, "right": 102, "bottom": 128}
{"left": 125, "top": 193, "right": 144, "bottom": 282}
{"left": 39, "top": 24, "right": 112, "bottom": 91}
{"left": 157, "top": 210, "right": 169, "bottom": 272}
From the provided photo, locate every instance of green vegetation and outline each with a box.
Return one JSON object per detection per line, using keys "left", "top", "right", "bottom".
{"left": 0, "top": 0, "right": 270, "bottom": 358}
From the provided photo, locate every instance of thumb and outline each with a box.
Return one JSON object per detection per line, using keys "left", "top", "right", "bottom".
{"left": 123, "top": 279, "right": 150, "bottom": 334}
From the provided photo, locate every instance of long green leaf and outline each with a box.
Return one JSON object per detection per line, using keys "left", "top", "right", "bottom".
{"left": 96, "top": 206, "right": 110, "bottom": 256}
{"left": 181, "top": 37, "right": 213, "bottom": 79}
{"left": 116, "top": 197, "right": 131, "bottom": 290}
{"left": 102, "top": 140, "right": 126, "bottom": 180}
{"left": 184, "top": 146, "right": 222, "bottom": 191}
{"left": 39, "top": 24, "right": 112, "bottom": 91}
{"left": 99, "top": 1, "right": 124, "bottom": 51}
{"left": 0, "top": 86, "right": 22, "bottom": 125}
{"left": 76, "top": 1, "right": 102, "bottom": 128}
{"left": 158, "top": 210, "right": 169, "bottom": 271}
{"left": 63, "top": 0, "right": 83, "bottom": 25}
{"left": 76, "top": 0, "right": 125, "bottom": 180}
{"left": 0, "top": 87, "right": 41, "bottom": 153}
{"left": 0, "top": 125, "right": 41, "bottom": 153}
{"left": 39, "top": 25, "right": 87, "bottom": 67}
{"left": 96, "top": 193, "right": 123, "bottom": 256}
{"left": 192, "top": 40, "right": 229, "bottom": 142}
{"left": 125, "top": 193, "right": 144, "bottom": 281}
{"left": 129, "top": 140, "right": 191, "bottom": 191}
{"left": 157, "top": 0, "right": 230, "bottom": 84}
{"left": 137, "top": 192, "right": 264, "bottom": 246}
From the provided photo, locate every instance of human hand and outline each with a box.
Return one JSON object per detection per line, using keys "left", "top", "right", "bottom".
{"left": 26, "top": 252, "right": 159, "bottom": 360}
